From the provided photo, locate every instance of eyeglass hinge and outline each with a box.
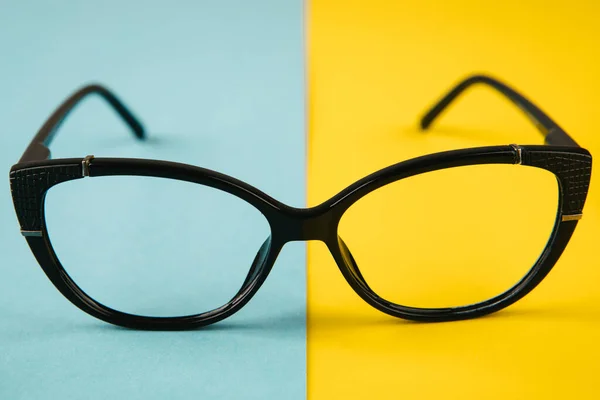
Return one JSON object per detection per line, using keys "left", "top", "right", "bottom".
{"left": 509, "top": 144, "right": 523, "bottom": 165}
{"left": 82, "top": 155, "right": 95, "bottom": 177}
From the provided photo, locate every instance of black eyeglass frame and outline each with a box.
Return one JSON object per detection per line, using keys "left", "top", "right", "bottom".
{"left": 10, "top": 75, "right": 591, "bottom": 330}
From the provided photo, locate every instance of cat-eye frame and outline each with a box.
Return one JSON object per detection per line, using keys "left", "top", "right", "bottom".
{"left": 10, "top": 74, "right": 590, "bottom": 329}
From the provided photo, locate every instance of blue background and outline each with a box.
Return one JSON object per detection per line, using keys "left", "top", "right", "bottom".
{"left": 0, "top": 1, "right": 306, "bottom": 398}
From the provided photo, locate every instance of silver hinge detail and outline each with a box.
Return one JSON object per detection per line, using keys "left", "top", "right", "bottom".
{"left": 509, "top": 144, "right": 522, "bottom": 165}
{"left": 21, "top": 230, "right": 43, "bottom": 237}
{"left": 82, "top": 155, "right": 95, "bottom": 177}
{"left": 562, "top": 214, "right": 583, "bottom": 222}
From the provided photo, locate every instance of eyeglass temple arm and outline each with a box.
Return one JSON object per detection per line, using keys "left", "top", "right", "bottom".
{"left": 19, "top": 84, "right": 145, "bottom": 163}
{"left": 419, "top": 74, "right": 579, "bottom": 147}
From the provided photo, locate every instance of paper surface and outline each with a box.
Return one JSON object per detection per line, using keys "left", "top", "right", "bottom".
{"left": 0, "top": 2, "right": 306, "bottom": 399}
{"left": 307, "top": 1, "right": 600, "bottom": 398}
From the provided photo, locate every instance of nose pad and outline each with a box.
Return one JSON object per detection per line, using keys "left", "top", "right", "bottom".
{"left": 241, "top": 236, "right": 272, "bottom": 288}
{"left": 337, "top": 236, "right": 373, "bottom": 292}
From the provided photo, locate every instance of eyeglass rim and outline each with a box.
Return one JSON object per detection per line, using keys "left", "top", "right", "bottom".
{"left": 9, "top": 144, "right": 591, "bottom": 329}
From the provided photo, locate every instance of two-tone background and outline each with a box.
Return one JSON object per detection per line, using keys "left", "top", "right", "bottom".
{"left": 1, "top": 1, "right": 599, "bottom": 399}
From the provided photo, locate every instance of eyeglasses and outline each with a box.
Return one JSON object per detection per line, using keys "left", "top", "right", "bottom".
{"left": 10, "top": 75, "right": 591, "bottom": 330}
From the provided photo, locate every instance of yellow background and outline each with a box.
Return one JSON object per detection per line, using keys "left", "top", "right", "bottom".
{"left": 307, "top": 1, "right": 600, "bottom": 398}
